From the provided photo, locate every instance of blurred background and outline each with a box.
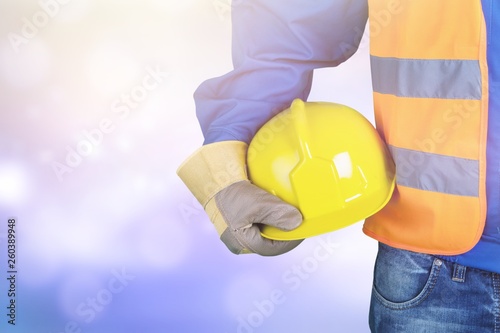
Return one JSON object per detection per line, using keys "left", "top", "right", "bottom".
{"left": 0, "top": 1, "right": 376, "bottom": 332}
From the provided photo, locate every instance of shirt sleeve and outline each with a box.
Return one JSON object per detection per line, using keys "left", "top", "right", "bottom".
{"left": 194, "top": 0, "right": 369, "bottom": 144}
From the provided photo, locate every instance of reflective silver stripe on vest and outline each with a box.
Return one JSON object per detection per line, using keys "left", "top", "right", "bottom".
{"left": 389, "top": 145, "right": 479, "bottom": 197}
{"left": 371, "top": 56, "right": 482, "bottom": 100}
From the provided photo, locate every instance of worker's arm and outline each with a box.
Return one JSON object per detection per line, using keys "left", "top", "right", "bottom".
{"left": 196, "top": 0, "right": 368, "bottom": 144}
{"left": 178, "top": 0, "right": 368, "bottom": 256}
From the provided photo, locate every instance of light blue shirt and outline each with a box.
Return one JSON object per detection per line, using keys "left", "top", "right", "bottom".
{"left": 194, "top": 0, "right": 500, "bottom": 273}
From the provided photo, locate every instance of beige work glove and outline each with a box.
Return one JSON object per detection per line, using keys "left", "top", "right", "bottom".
{"left": 177, "top": 141, "right": 303, "bottom": 256}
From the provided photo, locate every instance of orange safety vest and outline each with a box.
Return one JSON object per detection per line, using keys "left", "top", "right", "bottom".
{"left": 363, "top": 0, "right": 489, "bottom": 255}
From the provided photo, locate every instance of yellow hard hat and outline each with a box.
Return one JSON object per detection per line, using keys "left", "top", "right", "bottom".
{"left": 247, "top": 99, "right": 395, "bottom": 240}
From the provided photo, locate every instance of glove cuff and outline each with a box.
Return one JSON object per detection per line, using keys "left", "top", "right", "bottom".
{"left": 177, "top": 141, "right": 248, "bottom": 207}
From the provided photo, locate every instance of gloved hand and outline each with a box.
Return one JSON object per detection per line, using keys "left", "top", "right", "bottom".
{"left": 177, "top": 141, "right": 303, "bottom": 256}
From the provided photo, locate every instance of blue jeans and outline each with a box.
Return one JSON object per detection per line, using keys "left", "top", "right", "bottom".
{"left": 369, "top": 243, "right": 500, "bottom": 332}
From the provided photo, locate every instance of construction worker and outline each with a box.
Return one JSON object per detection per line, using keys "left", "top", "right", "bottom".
{"left": 178, "top": 0, "right": 500, "bottom": 331}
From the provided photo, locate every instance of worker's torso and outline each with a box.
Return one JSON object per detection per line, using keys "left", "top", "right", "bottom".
{"left": 364, "top": 0, "right": 498, "bottom": 261}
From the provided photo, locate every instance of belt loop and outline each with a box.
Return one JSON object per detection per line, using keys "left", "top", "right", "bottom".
{"left": 452, "top": 263, "right": 467, "bottom": 283}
